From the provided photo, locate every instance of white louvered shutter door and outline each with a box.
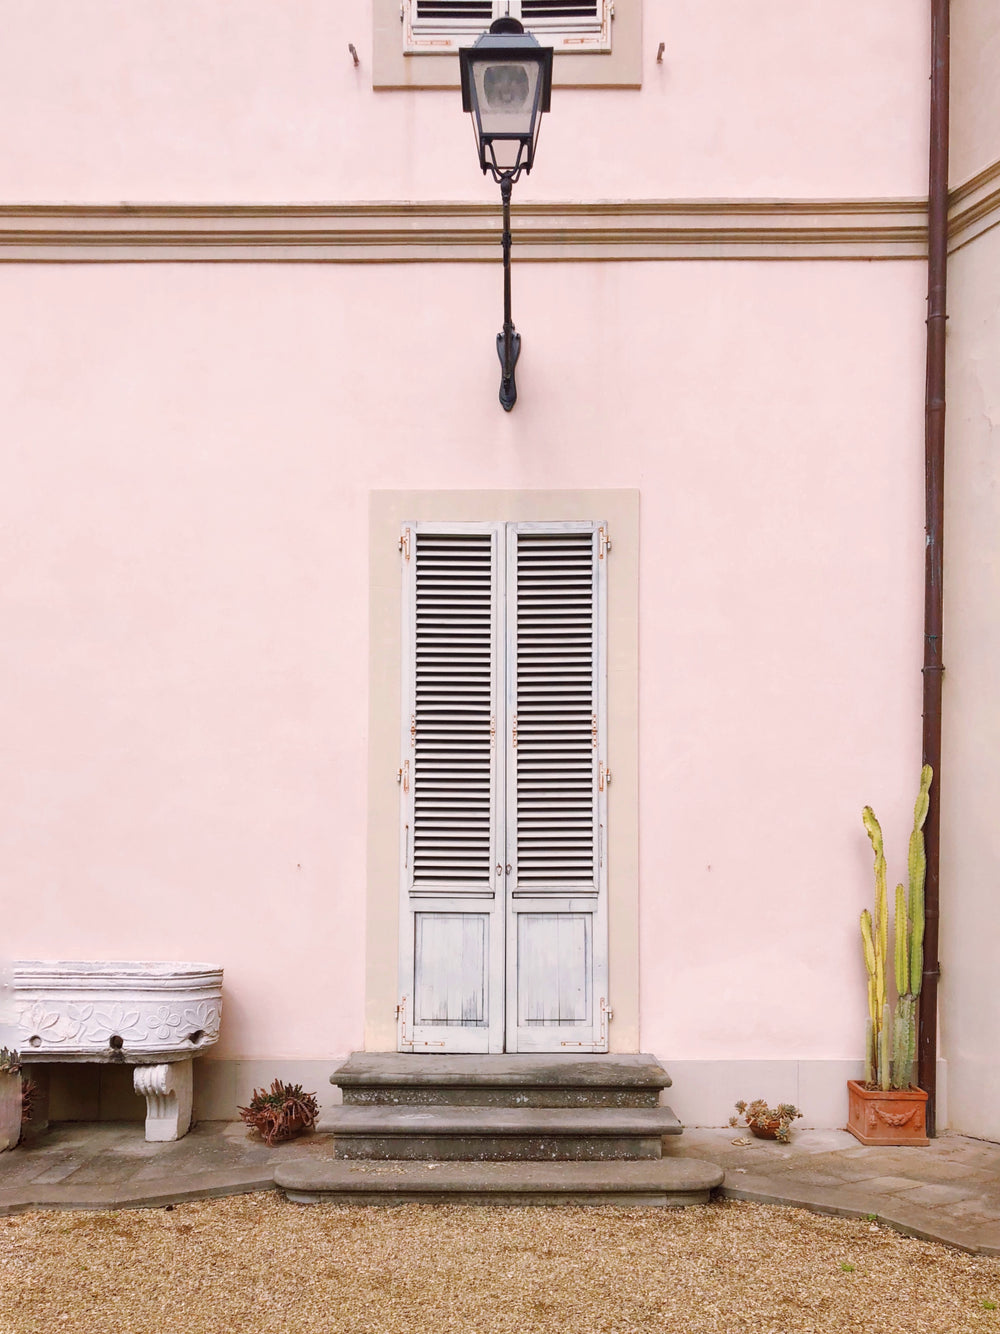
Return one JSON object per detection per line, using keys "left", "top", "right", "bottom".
{"left": 397, "top": 523, "right": 505, "bottom": 1053}
{"left": 504, "top": 521, "right": 609, "bottom": 1052}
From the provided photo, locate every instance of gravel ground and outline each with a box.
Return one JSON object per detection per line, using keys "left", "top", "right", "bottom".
{"left": 2, "top": 1194, "right": 999, "bottom": 1334}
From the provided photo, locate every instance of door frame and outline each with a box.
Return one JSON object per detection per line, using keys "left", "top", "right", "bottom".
{"left": 365, "top": 489, "right": 640, "bottom": 1054}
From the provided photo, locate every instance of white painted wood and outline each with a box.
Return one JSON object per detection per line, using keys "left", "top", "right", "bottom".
{"left": 398, "top": 523, "right": 505, "bottom": 1053}
{"left": 516, "top": 911, "right": 591, "bottom": 1026}
{"left": 405, "top": 0, "right": 609, "bottom": 54}
{"left": 505, "top": 523, "right": 609, "bottom": 1052}
{"left": 414, "top": 912, "right": 489, "bottom": 1027}
{"left": 398, "top": 520, "right": 608, "bottom": 1054}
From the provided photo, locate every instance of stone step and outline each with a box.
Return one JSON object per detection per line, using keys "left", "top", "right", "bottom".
{"left": 332, "top": 1053, "right": 672, "bottom": 1108}
{"left": 320, "top": 1104, "right": 682, "bottom": 1161}
{"left": 276, "top": 1156, "right": 723, "bottom": 1207}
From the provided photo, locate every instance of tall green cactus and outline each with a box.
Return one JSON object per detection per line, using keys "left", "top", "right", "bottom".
{"left": 860, "top": 767, "right": 932, "bottom": 1090}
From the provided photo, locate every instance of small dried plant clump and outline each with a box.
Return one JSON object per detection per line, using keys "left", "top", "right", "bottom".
{"left": 21, "top": 1077, "right": 38, "bottom": 1122}
{"left": 238, "top": 1080, "right": 319, "bottom": 1146}
{"left": 729, "top": 1099, "right": 803, "bottom": 1143}
{"left": 0, "top": 1046, "right": 22, "bottom": 1076}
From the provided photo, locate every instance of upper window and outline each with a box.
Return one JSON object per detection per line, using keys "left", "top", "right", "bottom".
{"left": 373, "top": 0, "right": 637, "bottom": 95}
{"left": 404, "top": 0, "right": 612, "bottom": 55}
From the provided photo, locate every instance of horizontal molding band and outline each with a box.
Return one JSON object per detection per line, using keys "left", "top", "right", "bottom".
{"left": 0, "top": 199, "right": 928, "bottom": 262}
{"left": 0, "top": 172, "right": 995, "bottom": 263}
{"left": 948, "top": 157, "right": 1000, "bottom": 253}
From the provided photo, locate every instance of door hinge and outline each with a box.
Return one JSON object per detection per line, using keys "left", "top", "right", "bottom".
{"left": 397, "top": 759, "right": 409, "bottom": 792}
{"left": 397, "top": 996, "right": 444, "bottom": 1050}
{"left": 399, "top": 526, "right": 411, "bottom": 561}
{"left": 561, "top": 997, "right": 613, "bottom": 1051}
{"left": 599, "top": 525, "right": 611, "bottom": 559}
{"left": 599, "top": 762, "right": 612, "bottom": 791}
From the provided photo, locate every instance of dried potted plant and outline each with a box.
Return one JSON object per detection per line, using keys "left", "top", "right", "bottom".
{"left": 239, "top": 1079, "right": 319, "bottom": 1146}
{"left": 0, "top": 1047, "right": 23, "bottom": 1151}
{"left": 848, "top": 766, "right": 932, "bottom": 1146}
{"left": 729, "top": 1099, "right": 802, "bottom": 1143}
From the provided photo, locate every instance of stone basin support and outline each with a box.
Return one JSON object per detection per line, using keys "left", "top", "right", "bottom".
{"left": 134, "top": 1060, "right": 194, "bottom": 1142}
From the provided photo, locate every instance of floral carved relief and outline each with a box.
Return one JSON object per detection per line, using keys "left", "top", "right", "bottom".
{"left": 13, "top": 964, "right": 223, "bottom": 1059}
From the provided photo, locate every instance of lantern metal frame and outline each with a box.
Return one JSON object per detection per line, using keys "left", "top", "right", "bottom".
{"left": 459, "top": 18, "right": 553, "bottom": 411}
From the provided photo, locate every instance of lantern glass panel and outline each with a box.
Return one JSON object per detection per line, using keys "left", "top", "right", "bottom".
{"left": 472, "top": 59, "right": 542, "bottom": 140}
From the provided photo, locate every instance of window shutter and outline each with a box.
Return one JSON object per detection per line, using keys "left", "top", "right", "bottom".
{"left": 398, "top": 523, "right": 505, "bottom": 1052}
{"left": 408, "top": 528, "right": 499, "bottom": 889}
{"left": 405, "top": 0, "right": 609, "bottom": 54}
{"left": 506, "top": 523, "right": 606, "bottom": 894}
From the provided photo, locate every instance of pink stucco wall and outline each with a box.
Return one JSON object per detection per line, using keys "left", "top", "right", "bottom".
{"left": 1, "top": 258, "right": 926, "bottom": 1061}
{"left": 0, "top": 0, "right": 928, "bottom": 203}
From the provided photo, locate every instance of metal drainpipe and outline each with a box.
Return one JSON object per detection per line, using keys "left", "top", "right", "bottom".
{"left": 919, "top": 0, "right": 949, "bottom": 1138}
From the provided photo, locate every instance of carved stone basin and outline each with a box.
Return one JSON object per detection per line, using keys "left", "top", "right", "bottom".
{"left": 13, "top": 961, "right": 223, "bottom": 1064}
{"left": 9, "top": 962, "right": 224, "bottom": 1143}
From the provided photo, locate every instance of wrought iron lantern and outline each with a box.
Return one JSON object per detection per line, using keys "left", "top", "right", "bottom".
{"left": 460, "top": 19, "right": 553, "bottom": 410}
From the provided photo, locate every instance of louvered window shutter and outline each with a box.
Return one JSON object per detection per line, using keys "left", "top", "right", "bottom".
{"left": 405, "top": 0, "right": 609, "bottom": 53}
{"left": 407, "top": 527, "right": 499, "bottom": 890}
{"left": 506, "top": 523, "right": 605, "bottom": 895}
{"left": 504, "top": 522, "right": 609, "bottom": 1052}
{"left": 398, "top": 523, "right": 505, "bottom": 1052}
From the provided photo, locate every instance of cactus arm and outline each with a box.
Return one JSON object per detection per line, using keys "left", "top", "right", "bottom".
{"left": 860, "top": 909, "right": 876, "bottom": 980}
{"left": 906, "top": 996, "right": 917, "bottom": 1089}
{"left": 894, "top": 882, "right": 909, "bottom": 996}
{"left": 910, "top": 882, "right": 925, "bottom": 999}
{"left": 907, "top": 767, "right": 930, "bottom": 999}
{"left": 862, "top": 806, "right": 884, "bottom": 860}
{"left": 913, "top": 764, "right": 933, "bottom": 833}
{"left": 875, "top": 863, "right": 888, "bottom": 968}
{"left": 879, "top": 1003, "right": 892, "bottom": 1091}
{"left": 861, "top": 909, "right": 883, "bottom": 1054}
{"left": 864, "top": 1017, "right": 874, "bottom": 1085}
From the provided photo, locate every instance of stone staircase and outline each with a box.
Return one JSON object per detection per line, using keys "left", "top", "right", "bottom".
{"left": 274, "top": 1053, "right": 723, "bottom": 1207}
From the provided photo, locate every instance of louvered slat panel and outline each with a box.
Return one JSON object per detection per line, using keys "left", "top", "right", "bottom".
{"left": 413, "top": 0, "right": 494, "bottom": 33}
{"left": 513, "top": 530, "right": 597, "bottom": 886}
{"left": 413, "top": 532, "right": 495, "bottom": 884}
{"left": 522, "top": 0, "right": 600, "bottom": 13}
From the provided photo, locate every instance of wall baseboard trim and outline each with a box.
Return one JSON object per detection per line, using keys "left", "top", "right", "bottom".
{"left": 664, "top": 1059, "right": 948, "bottom": 1132}
{"left": 41, "top": 1055, "right": 948, "bottom": 1132}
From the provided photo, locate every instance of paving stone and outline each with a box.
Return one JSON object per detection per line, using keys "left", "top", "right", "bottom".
{"left": 857, "top": 1175, "right": 927, "bottom": 1193}
{"left": 943, "top": 1198, "right": 1000, "bottom": 1224}
{"left": 975, "top": 1224, "right": 1000, "bottom": 1258}
{"left": 21, "top": 1159, "right": 86, "bottom": 1185}
{"left": 899, "top": 1183, "right": 977, "bottom": 1206}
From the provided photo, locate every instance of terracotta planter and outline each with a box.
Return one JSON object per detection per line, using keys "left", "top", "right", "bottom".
{"left": 244, "top": 1109, "right": 313, "bottom": 1146}
{"left": 749, "top": 1120, "right": 782, "bottom": 1140}
{"left": 847, "top": 1079, "right": 929, "bottom": 1146}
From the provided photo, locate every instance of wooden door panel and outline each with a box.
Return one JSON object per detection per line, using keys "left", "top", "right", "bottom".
{"left": 413, "top": 912, "right": 489, "bottom": 1028}
{"left": 515, "top": 911, "right": 591, "bottom": 1027}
